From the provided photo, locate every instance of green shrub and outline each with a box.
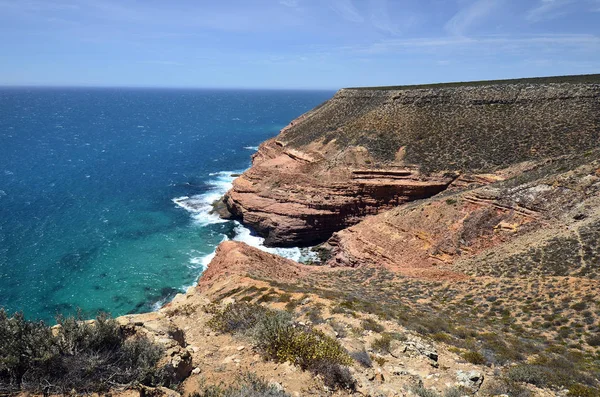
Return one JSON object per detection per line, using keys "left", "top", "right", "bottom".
{"left": 209, "top": 303, "right": 354, "bottom": 390}
{"left": 479, "top": 378, "right": 532, "bottom": 397}
{"left": 192, "top": 372, "right": 289, "bottom": 397}
{"left": 586, "top": 334, "right": 600, "bottom": 347}
{"left": 254, "top": 316, "right": 351, "bottom": 369}
{"left": 0, "top": 309, "right": 165, "bottom": 394}
{"left": 431, "top": 332, "right": 452, "bottom": 343}
{"left": 507, "top": 364, "right": 551, "bottom": 387}
{"left": 568, "top": 384, "right": 600, "bottom": 397}
{"left": 303, "top": 305, "right": 324, "bottom": 324}
{"left": 207, "top": 302, "right": 269, "bottom": 334}
{"left": 371, "top": 333, "right": 393, "bottom": 353}
{"left": 571, "top": 302, "right": 587, "bottom": 311}
{"left": 462, "top": 350, "right": 486, "bottom": 365}
{"left": 277, "top": 293, "right": 292, "bottom": 303}
{"left": 361, "top": 318, "right": 385, "bottom": 333}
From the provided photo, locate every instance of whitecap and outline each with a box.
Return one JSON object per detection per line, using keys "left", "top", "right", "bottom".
{"left": 172, "top": 170, "right": 241, "bottom": 226}
{"left": 243, "top": 146, "right": 259, "bottom": 151}
{"left": 231, "top": 221, "right": 318, "bottom": 264}
{"left": 4, "top": 170, "right": 14, "bottom": 175}
{"left": 0, "top": 190, "right": 6, "bottom": 197}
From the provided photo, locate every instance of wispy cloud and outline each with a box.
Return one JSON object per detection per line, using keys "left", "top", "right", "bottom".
{"left": 368, "top": 0, "right": 400, "bottom": 35}
{"left": 340, "top": 33, "right": 600, "bottom": 55}
{"left": 526, "top": 0, "right": 575, "bottom": 22}
{"left": 279, "top": 0, "right": 300, "bottom": 8}
{"left": 329, "top": 0, "right": 364, "bottom": 23}
{"left": 445, "top": 0, "right": 502, "bottom": 36}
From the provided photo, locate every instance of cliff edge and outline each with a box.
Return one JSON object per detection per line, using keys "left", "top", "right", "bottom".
{"left": 223, "top": 75, "right": 600, "bottom": 247}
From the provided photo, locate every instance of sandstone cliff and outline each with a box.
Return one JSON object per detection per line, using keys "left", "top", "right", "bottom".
{"left": 324, "top": 151, "right": 600, "bottom": 279}
{"left": 223, "top": 75, "right": 600, "bottom": 247}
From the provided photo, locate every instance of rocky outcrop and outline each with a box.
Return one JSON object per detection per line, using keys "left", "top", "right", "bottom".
{"left": 197, "top": 241, "right": 313, "bottom": 291}
{"left": 323, "top": 152, "right": 600, "bottom": 278}
{"left": 224, "top": 161, "right": 456, "bottom": 247}
{"left": 224, "top": 76, "right": 600, "bottom": 247}
{"left": 117, "top": 311, "right": 193, "bottom": 384}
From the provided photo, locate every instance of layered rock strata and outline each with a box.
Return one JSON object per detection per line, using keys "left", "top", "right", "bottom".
{"left": 224, "top": 76, "right": 600, "bottom": 247}
{"left": 323, "top": 153, "right": 600, "bottom": 278}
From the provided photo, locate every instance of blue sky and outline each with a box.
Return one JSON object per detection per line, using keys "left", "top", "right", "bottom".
{"left": 0, "top": 0, "right": 599, "bottom": 89}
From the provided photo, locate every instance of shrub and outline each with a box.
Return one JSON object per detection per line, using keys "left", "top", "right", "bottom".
{"left": 207, "top": 302, "right": 268, "bottom": 334}
{"left": 507, "top": 364, "right": 551, "bottom": 387}
{"left": 568, "top": 384, "right": 600, "bottom": 397}
{"left": 284, "top": 300, "right": 299, "bottom": 312}
{"left": 586, "top": 334, "right": 600, "bottom": 347}
{"left": 192, "top": 372, "right": 289, "bottom": 397}
{"left": 254, "top": 318, "right": 351, "bottom": 369}
{"left": 462, "top": 350, "right": 486, "bottom": 365}
{"left": 209, "top": 303, "right": 354, "bottom": 390}
{"left": 480, "top": 378, "right": 532, "bottom": 397}
{"left": 361, "top": 318, "right": 385, "bottom": 333}
{"left": 277, "top": 293, "right": 292, "bottom": 303}
{"left": 303, "top": 305, "right": 324, "bottom": 325}
{"left": 350, "top": 349, "right": 372, "bottom": 368}
{"left": 371, "top": 333, "right": 393, "bottom": 354}
{"left": 411, "top": 384, "right": 441, "bottom": 397}
{"left": 444, "top": 386, "right": 472, "bottom": 397}
{"left": 0, "top": 309, "right": 165, "bottom": 394}
{"left": 308, "top": 360, "right": 356, "bottom": 391}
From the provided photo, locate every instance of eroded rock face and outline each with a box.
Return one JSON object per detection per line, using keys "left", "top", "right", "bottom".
{"left": 323, "top": 154, "right": 600, "bottom": 278}
{"left": 197, "top": 241, "right": 312, "bottom": 290}
{"left": 224, "top": 80, "right": 600, "bottom": 247}
{"left": 224, "top": 150, "right": 456, "bottom": 247}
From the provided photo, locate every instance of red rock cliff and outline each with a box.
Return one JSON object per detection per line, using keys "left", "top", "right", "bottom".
{"left": 223, "top": 76, "right": 600, "bottom": 247}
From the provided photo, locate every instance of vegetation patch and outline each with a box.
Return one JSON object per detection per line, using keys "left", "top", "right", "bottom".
{"left": 191, "top": 372, "right": 289, "bottom": 397}
{"left": 208, "top": 302, "right": 354, "bottom": 391}
{"left": 0, "top": 309, "right": 167, "bottom": 395}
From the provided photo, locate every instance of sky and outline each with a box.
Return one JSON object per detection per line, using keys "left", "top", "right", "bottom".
{"left": 0, "top": 0, "right": 599, "bottom": 89}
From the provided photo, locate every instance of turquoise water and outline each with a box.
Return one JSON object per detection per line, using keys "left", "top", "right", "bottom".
{"left": 0, "top": 88, "right": 333, "bottom": 322}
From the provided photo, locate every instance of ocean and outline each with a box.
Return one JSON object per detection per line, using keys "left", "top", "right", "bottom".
{"left": 0, "top": 87, "right": 333, "bottom": 322}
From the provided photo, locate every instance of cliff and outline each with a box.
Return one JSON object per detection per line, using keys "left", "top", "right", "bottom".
{"left": 324, "top": 151, "right": 600, "bottom": 279}
{"left": 223, "top": 75, "right": 600, "bottom": 247}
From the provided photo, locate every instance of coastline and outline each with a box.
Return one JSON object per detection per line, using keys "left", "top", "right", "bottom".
{"left": 161, "top": 150, "right": 317, "bottom": 312}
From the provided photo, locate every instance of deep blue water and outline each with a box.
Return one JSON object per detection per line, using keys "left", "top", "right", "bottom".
{"left": 0, "top": 87, "right": 332, "bottom": 322}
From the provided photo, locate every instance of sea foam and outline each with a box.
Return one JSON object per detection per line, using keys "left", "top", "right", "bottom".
{"left": 173, "top": 166, "right": 317, "bottom": 272}
{"left": 172, "top": 171, "right": 238, "bottom": 226}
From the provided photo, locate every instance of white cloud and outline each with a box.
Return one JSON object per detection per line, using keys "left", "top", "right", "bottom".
{"left": 368, "top": 0, "right": 399, "bottom": 35}
{"left": 329, "top": 0, "right": 364, "bottom": 23}
{"left": 445, "top": 0, "right": 503, "bottom": 36}
{"left": 340, "top": 34, "right": 600, "bottom": 55}
{"left": 526, "top": 0, "right": 575, "bottom": 22}
{"left": 279, "top": 0, "right": 300, "bottom": 8}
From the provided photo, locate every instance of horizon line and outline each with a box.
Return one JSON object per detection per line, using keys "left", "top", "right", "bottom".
{"left": 0, "top": 84, "right": 339, "bottom": 92}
